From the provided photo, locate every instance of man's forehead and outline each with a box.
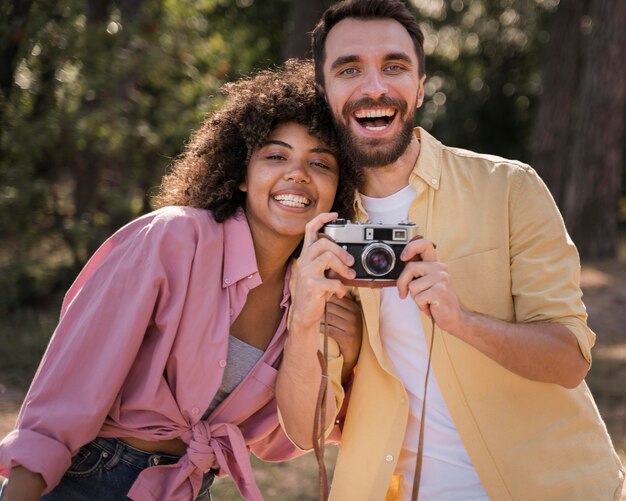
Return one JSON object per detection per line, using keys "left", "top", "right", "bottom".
{"left": 324, "top": 17, "right": 417, "bottom": 65}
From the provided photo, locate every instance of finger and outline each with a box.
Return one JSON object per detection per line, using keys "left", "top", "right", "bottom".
{"left": 400, "top": 237, "right": 438, "bottom": 263}
{"left": 306, "top": 236, "right": 355, "bottom": 267}
{"left": 326, "top": 293, "right": 360, "bottom": 314}
{"left": 303, "top": 212, "right": 339, "bottom": 249}
{"left": 396, "top": 261, "right": 442, "bottom": 299}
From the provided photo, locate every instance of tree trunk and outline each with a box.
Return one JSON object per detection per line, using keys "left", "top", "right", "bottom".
{"left": 564, "top": 0, "right": 626, "bottom": 258}
{"left": 531, "top": 0, "right": 587, "bottom": 207}
{"left": 532, "top": 0, "right": 626, "bottom": 259}
{"left": 281, "top": 0, "right": 327, "bottom": 60}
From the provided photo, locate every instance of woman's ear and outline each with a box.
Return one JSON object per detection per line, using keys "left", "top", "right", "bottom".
{"left": 239, "top": 179, "right": 247, "bottom": 192}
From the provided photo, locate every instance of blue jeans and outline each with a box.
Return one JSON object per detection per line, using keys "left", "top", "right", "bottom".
{"left": 37, "top": 437, "right": 215, "bottom": 500}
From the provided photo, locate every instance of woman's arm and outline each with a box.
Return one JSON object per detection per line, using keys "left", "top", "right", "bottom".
{"left": 276, "top": 213, "right": 357, "bottom": 449}
{"left": 3, "top": 466, "right": 45, "bottom": 501}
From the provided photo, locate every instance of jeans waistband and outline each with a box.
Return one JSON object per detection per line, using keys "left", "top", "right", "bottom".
{"left": 91, "top": 437, "right": 181, "bottom": 468}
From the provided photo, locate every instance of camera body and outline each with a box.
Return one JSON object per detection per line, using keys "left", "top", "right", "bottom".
{"left": 322, "top": 219, "right": 420, "bottom": 286}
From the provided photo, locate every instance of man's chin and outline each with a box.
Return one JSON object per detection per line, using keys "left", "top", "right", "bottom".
{"left": 342, "top": 129, "right": 413, "bottom": 168}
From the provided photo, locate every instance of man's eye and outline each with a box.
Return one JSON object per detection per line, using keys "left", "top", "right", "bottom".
{"left": 385, "top": 64, "right": 404, "bottom": 73}
{"left": 339, "top": 67, "right": 358, "bottom": 76}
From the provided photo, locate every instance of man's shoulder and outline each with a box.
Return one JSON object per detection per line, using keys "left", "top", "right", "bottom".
{"left": 444, "top": 144, "right": 532, "bottom": 172}
{"left": 416, "top": 127, "right": 535, "bottom": 177}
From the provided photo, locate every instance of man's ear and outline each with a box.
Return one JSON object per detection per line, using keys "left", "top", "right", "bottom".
{"left": 315, "top": 82, "right": 327, "bottom": 100}
{"left": 416, "top": 74, "right": 427, "bottom": 108}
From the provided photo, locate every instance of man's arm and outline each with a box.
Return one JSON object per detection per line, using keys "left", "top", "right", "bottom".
{"left": 396, "top": 239, "right": 590, "bottom": 389}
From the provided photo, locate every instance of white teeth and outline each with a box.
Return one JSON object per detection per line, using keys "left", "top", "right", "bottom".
{"left": 354, "top": 108, "right": 395, "bottom": 118}
{"left": 364, "top": 125, "right": 387, "bottom": 131}
{"left": 273, "top": 194, "right": 311, "bottom": 208}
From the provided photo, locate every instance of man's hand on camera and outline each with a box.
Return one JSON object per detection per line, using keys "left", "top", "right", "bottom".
{"left": 396, "top": 237, "right": 466, "bottom": 335}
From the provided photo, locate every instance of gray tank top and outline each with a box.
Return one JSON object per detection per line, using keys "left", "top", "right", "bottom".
{"left": 203, "top": 335, "right": 264, "bottom": 418}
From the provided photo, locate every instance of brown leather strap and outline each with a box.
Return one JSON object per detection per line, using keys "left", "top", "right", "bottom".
{"left": 312, "top": 302, "right": 330, "bottom": 501}
{"left": 411, "top": 319, "right": 436, "bottom": 501}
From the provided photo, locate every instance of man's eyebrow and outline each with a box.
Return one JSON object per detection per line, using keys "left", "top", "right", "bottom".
{"left": 384, "top": 52, "right": 413, "bottom": 64}
{"left": 330, "top": 55, "right": 361, "bottom": 71}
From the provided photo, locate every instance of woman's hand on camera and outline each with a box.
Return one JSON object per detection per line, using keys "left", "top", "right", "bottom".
{"left": 291, "top": 212, "right": 356, "bottom": 329}
{"left": 323, "top": 294, "right": 362, "bottom": 382}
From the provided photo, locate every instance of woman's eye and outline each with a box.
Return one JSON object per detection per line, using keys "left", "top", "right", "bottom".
{"left": 267, "top": 154, "right": 286, "bottom": 161}
{"left": 312, "top": 161, "right": 329, "bottom": 169}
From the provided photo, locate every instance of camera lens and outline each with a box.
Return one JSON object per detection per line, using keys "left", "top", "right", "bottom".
{"left": 361, "top": 243, "right": 396, "bottom": 277}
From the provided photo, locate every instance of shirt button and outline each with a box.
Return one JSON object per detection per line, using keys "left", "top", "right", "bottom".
{"left": 102, "top": 451, "right": 109, "bottom": 458}
{"left": 224, "top": 278, "right": 231, "bottom": 285}
{"left": 219, "top": 359, "right": 227, "bottom": 368}
{"left": 385, "top": 454, "right": 394, "bottom": 462}
{"left": 191, "top": 407, "right": 199, "bottom": 415}
{"left": 400, "top": 398, "right": 406, "bottom": 404}
{"left": 229, "top": 309, "right": 234, "bottom": 316}
{"left": 431, "top": 178, "right": 438, "bottom": 185}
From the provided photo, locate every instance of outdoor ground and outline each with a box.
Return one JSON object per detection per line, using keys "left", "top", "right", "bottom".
{"left": 1, "top": 253, "right": 625, "bottom": 499}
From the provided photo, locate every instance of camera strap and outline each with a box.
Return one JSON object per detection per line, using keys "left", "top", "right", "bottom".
{"left": 312, "top": 302, "right": 330, "bottom": 501}
{"left": 410, "top": 318, "right": 436, "bottom": 501}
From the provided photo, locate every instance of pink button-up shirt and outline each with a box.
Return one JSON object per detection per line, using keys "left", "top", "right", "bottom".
{"left": 0, "top": 206, "right": 301, "bottom": 500}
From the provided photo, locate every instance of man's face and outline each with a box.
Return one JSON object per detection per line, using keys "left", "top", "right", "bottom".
{"left": 321, "top": 18, "right": 425, "bottom": 168}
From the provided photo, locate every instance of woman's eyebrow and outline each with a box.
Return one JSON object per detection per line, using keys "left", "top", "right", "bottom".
{"left": 310, "top": 147, "right": 335, "bottom": 156}
{"left": 263, "top": 140, "right": 293, "bottom": 149}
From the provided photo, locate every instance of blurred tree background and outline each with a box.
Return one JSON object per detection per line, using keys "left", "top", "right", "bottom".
{"left": 0, "top": 0, "right": 625, "bottom": 364}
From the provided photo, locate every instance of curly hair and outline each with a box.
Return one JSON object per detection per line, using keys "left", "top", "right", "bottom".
{"left": 153, "top": 59, "right": 358, "bottom": 222}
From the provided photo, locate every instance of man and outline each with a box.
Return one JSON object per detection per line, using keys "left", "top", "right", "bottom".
{"left": 277, "top": 1, "right": 625, "bottom": 500}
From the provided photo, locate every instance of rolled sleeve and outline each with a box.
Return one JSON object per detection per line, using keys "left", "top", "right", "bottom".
{"left": 0, "top": 430, "right": 72, "bottom": 490}
{"left": 508, "top": 165, "right": 595, "bottom": 360}
{"left": 0, "top": 208, "right": 200, "bottom": 492}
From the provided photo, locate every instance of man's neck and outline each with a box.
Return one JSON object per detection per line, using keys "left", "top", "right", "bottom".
{"left": 360, "top": 134, "right": 421, "bottom": 198}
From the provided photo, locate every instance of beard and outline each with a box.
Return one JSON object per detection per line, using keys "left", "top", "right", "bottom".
{"left": 335, "top": 96, "right": 416, "bottom": 169}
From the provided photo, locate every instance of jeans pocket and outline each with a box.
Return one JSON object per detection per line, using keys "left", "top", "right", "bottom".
{"left": 65, "top": 444, "right": 105, "bottom": 477}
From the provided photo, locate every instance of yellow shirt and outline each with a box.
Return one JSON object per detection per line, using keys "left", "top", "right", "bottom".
{"left": 329, "top": 128, "right": 625, "bottom": 501}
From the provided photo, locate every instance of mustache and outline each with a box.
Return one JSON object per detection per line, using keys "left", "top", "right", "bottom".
{"left": 342, "top": 96, "right": 408, "bottom": 118}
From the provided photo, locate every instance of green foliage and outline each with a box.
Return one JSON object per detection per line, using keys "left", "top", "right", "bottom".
{"left": 409, "top": 0, "right": 558, "bottom": 162}
{"left": 0, "top": 0, "right": 293, "bottom": 309}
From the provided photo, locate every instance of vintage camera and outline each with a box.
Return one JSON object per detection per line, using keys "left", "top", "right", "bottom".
{"left": 322, "top": 219, "right": 420, "bottom": 286}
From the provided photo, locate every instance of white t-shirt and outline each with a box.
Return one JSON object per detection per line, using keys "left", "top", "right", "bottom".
{"left": 361, "top": 185, "right": 488, "bottom": 501}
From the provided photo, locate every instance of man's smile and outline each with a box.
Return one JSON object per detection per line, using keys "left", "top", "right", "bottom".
{"left": 353, "top": 107, "right": 397, "bottom": 131}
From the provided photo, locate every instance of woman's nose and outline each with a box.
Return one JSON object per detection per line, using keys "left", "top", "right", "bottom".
{"left": 285, "top": 161, "right": 311, "bottom": 184}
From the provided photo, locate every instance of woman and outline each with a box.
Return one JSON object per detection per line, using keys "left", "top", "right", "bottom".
{"left": 0, "top": 59, "right": 360, "bottom": 501}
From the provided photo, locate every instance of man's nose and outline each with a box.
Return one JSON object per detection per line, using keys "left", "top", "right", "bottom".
{"left": 361, "top": 70, "right": 388, "bottom": 99}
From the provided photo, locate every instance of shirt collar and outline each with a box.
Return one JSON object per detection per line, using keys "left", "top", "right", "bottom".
{"left": 409, "top": 127, "right": 442, "bottom": 191}
{"left": 222, "top": 210, "right": 262, "bottom": 289}
{"left": 222, "top": 210, "right": 292, "bottom": 307}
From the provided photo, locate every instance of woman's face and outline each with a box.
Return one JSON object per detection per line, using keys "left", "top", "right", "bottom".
{"left": 240, "top": 121, "right": 339, "bottom": 243}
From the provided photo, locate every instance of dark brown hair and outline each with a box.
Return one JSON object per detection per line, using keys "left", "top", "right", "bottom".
{"left": 153, "top": 59, "right": 357, "bottom": 221}
{"left": 311, "top": 0, "right": 426, "bottom": 87}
